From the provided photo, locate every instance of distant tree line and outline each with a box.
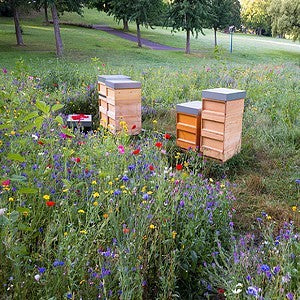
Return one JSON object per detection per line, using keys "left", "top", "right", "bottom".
{"left": 0, "top": 0, "right": 298, "bottom": 57}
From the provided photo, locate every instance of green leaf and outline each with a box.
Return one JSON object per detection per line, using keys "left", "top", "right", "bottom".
{"left": 7, "top": 153, "right": 26, "bottom": 162}
{"left": 10, "top": 175, "right": 27, "bottom": 182}
{"left": 19, "top": 188, "right": 38, "bottom": 194}
{"left": 0, "top": 215, "right": 9, "bottom": 226}
{"left": 23, "top": 123, "right": 36, "bottom": 131}
{"left": 34, "top": 116, "right": 44, "bottom": 130}
{"left": 12, "top": 244, "right": 28, "bottom": 255}
{"left": 18, "top": 223, "right": 33, "bottom": 232}
{"left": 22, "top": 111, "right": 39, "bottom": 122}
{"left": 55, "top": 115, "right": 64, "bottom": 124}
{"left": 36, "top": 101, "right": 50, "bottom": 114}
{"left": 9, "top": 211, "right": 19, "bottom": 223}
{"left": 52, "top": 104, "right": 64, "bottom": 112}
{"left": 61, "top": 127, "right": 75, "bottom": 137}
{"left": 16, "top": 207, "right": 30, "bottom": 214}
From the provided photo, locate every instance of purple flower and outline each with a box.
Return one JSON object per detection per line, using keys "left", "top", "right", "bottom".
{"left": 295, "top": 179, "right": 300, "bottom": 184}
{"left": 38, "top": 267, "right": 46, "bottom": 274}
{"left": 122, "top": 175, "right": 129, "bottom": 182}
{"left": 114, "top": 189, "right": 121, "bottom": 195}
{"left": 246, "top": 286, "right": 260, "bottom": 297}
{"left": 53, "top": 260, "right": 64, "bottom": 267}
{"left": 2, "top": 68, "right": 7, "bottom": 74}
{"left": 286, "top": 292, "right": 294, "bottom": 300}
{"left": 273, "top": 265, "right": 280, "bottom": 274}
{"left": 260, "top": 264, "right": 270, "bottom": 272}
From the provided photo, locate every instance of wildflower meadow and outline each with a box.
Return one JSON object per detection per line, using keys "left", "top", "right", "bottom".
{"left": 0, "top": 57, "right": 299, "bottom": 300}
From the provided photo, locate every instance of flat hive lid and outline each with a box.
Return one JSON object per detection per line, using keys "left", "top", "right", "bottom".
{"left": 202, "top": 88, "right": 246, "bottom": 101}
{"left": 176, "top": 101, "right": 202, "bottom": 115}
{"left": 67, "top": 114, "right": 92, "bottom": 122}
{"left": 98, "top": 75, "right": 131, "bottom": 83}
{"left": 105, "top": 80, "right": 141, "bottom": 89}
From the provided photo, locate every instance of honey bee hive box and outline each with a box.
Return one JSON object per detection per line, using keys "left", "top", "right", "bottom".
{"left": 200, "top": 88, "right": 246, "bottom": 162}
{"left": 176, "top": 101, "right": 202, "bottom": 150}
{"left": 99, "top": 80, "right": 142, "bottom": 135}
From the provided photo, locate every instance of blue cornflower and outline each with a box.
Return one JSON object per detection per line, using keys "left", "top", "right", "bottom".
{"left": 246, "top": 286, "right": 260, "bottom": 297}
{"left": 122, "top": 175, "right": 129, "bottom": 182}
{"left": 273, "top": 265, "right": 280, "bottom": 274}
{"left": 38, "top": 267, "right": 46, "bottom": 274}
{"left": 142, "top": 193, "right": 149, "bottom": 200}
{"left": 286, "top": 292, "right": 294, "bottom": 300}
{"left": 260, "top": 264, "right": 270, "bottom": 272}
{"left": 114, "top": 189, "right": 121, "bottom": 195}
{"left": 53, "top": 260, "right": 64, "bottom": 267}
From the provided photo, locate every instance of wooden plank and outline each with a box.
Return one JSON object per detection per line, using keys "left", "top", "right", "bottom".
{"left": 201, "top": 137, "right": 223, "bottom": 151}
{"left": 201, "top": 111, "right": 225, "bottom": 123}
{"left": 107, "top": 88, "right": 141, "bottom": 101}
{"left": 99, "top": 106, "right": 107, "bottom": 114}
{"left": 200, "top": 146, "right": 224, "bottom": 161}
{"left": 203, "top": 99, "right": 226, "bottom": 113}
{"left": 201, "top": 129, "right": 224, "bottom": 141}
{"left": 177, "top": 139, "right": 198, "bottom": 150}
{"left": 108, "top": 104, "right": 115, "bottom": 113}
{"left": 202, "top": 119, "right": 224, "bottom": 133}
{"left": 115, "top": 103, "right": 141, "bottom": 117}
{"left": 177, "top": 130, "right": 196, "bottom": 142}
{"left": 99, "top": 83, "right": 107, "bottom": 97}
{"left": 177, "top": 113, "right": 197, "bottom": 126}
{"left": 176, "top": 122, "right": 197, "bottom": 134}
{"left": 225, "top": 99, "right": 244, "bottom": 116}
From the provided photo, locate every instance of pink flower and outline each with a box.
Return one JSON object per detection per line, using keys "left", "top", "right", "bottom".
{"left": 118, "top": 145, "right": 125, "bottom": 154}
{"left": 2, "top": 179, "right": 10, "bottom": 186}
{"left": 2, "top": 68, "right": 8, "bottom": 74}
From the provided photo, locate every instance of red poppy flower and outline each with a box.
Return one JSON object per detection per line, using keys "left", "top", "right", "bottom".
{"left": 155, "top": 142, "right": 163, "bottom": 148}
{"left": 149, "top": 165, "right": 154, "bottom": 171}
{"left": 38, "top": 140, "right": 44, "bottom": 145}
{"left": 176, "top": 164, "right": 183, "bottom": 171}
{"left": 72, "top": 157, "right": 81, "bottom": 163}
{"left": 132, "top": 124, "right": 137, "bottom": 130}
{"left": 46, "top": 201, "right": 56, "bottom": 207}
{"left": 123, "top": 228, "right": 130, "bottom": 234}
{"left": 217, "top": 288, "right": 225, "bottom": 294}
{"left": 132, "top": 149, "right": 140, "bottom": 155}
{"left": 2, "top": 179, "right": 10, "bottom": 186}
{"left": 164, "top": 133, "right": 171, "bottom": 140}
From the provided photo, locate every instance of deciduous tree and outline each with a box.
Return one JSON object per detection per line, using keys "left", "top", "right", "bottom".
{"left": 167, "top": 0, "right": 210, "bottom": 54}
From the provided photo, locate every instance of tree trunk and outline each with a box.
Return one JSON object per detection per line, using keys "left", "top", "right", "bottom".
{"left": 214, "top": 27, "right": 217, "bottom": 47}
{"left": 13, "top": 6, "right": 24, "bottom": 46}
{"left": 44, "top": 1, "right": 49, "bottom": 25}
{"left": 136, "top": 22, "right": 142, "bottom": 48}
{"left": 123, "top": 18, "right": 129, "bottom": 32}
{"left": 50, "top": 3, "right": 63, "bottom": 57}
{"left": 185, "top": 29, "right": 190, "bottom": 54}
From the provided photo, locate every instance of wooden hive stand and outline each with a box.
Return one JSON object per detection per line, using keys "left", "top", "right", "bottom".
{"left": 102, "top": 80, "right": 142, "bottom": 135}
{"left": 176, "top": 101, "right": 202, "bottom": 150}
{"left": 97, "top": 75, "right": 131, "bottom": 129}
{"left": 200, "top": 88, "right": 246, "bottom": 162}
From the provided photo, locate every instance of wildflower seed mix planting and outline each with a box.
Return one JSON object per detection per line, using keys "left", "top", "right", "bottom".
{"left": 0, "top": 3, "right": 299, "bottom": 300}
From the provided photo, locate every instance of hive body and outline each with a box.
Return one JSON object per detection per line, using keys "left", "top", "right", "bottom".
{"left": 200, "top": 88, "right": 246, "bottom": 162}
{"left": 98, "top": 77, "right": 142, "bottom": 135}
{"left": 176, "top": 101, "right": 202, "bottom": 150}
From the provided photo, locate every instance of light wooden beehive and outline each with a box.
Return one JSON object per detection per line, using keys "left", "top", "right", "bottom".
{"left": 99, "top": 80, "right": 142, "bottom": 135}
{"left": 98, "top": 75, "right": 131, "bottom": 128}
{"left": 176, "top": 101, "right": 202, "bottom": 150}
{"left": 200, "top": 88, "right": 246, "bottom": 162}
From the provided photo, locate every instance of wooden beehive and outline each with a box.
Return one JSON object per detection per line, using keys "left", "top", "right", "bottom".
{"left": 100, "top": 80, "right": 142, "bottom": 135}
{"left": 200, "top": 88, "right": 246, "bottom": 162}
{"left": 97, "top": 75, "right": 130, "bottom": 97}
{"left": 98, "top": 75, "right": 131, "bottom": 129}
{"left": 176, "top": 101, "right": 202, "bottom": 150}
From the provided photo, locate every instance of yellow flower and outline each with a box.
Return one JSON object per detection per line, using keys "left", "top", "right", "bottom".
{"left": 267, "top": 215, "right": 272, "bottom": 220}
{"left": 152, "top": 120, "right": 157, "bottom": 124}
{"left": 92, "top": 180, "right": 97, "bottom": 185}
{"left": 62, "top": 189, "right": 69, "bottom": 192}
{"left": 172, "top": 231, "right": 177, "bottom": 239}
{"left": 147, "top": 191, "right": 153, "bottom": 195}
{"left": 8, "top": 197, "right": 14, "bottom": 202}
{"left": 292, "top": 206, "right": 297, "bottom": 212}
{"left": 184, "top": 162, "right": 189, "bottom": 167}
{"left": 174, "top": 155, "right": 180, "bottom": 159}
{"left": 79, "top": 280, "right": 86, "bottom": 285}
{"left": 10, "top": 131, "right": 16, "bottom": 135}
{"left": 93, "top": 201, "right": 98, "bottom": 206}
{"left": 149, "top": 224, "right": 156, "bottom": 229}
{"left": 78, "top": 209, "right": 85, "bottom": 214}
{"left": 64, "top": 232, "right": 68, "bottom": 237}
{"left": 23, "top": 211, "right": 29, "bottom": 217}
{"left": 80, "top": 230, "right": 87, "bottom": 234}
{"left": 142, "top": 186, "right": 147, "bottom": 192}
{"left": 93, "top": 192, "right": 100, "bottom": 198}
{"left": 108, "top": 181, "right": 113, "bottom": 186}
{"left": 43, "top": 195, "right": 50, "bottom": 200}
{"left": 103, "top": 213, "right": 109, "bottom": 219}
{"left": 120, "top": 185, "right": 126, "bottom": 189}
{"left": 209, "top": 178, "right": 214, "bottom": 183}
{"left": 220, "top": 184, "right": 225, "bottom": 188}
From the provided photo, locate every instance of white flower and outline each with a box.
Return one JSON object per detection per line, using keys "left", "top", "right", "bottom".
{"left": 232, "top": 283, "right": 243, "bottom": 294}
{"left": 34, "top": 274, "right": 40, "bottom": 281}
{"left": 0, "top": 208, "right": 7, "bottom": 216}
{"left": 32, "top": 134, "right": 38, "bottom": 140}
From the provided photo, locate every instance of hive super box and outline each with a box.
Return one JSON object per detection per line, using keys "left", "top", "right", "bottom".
{"left": 176, "top": 101, "right": 202, "bottom": 150}
{"left": 200, "top": 88, "right": 246, "bottom": 162}
{"left": 98, "top": 79, "right": 142, "bottom": 135}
